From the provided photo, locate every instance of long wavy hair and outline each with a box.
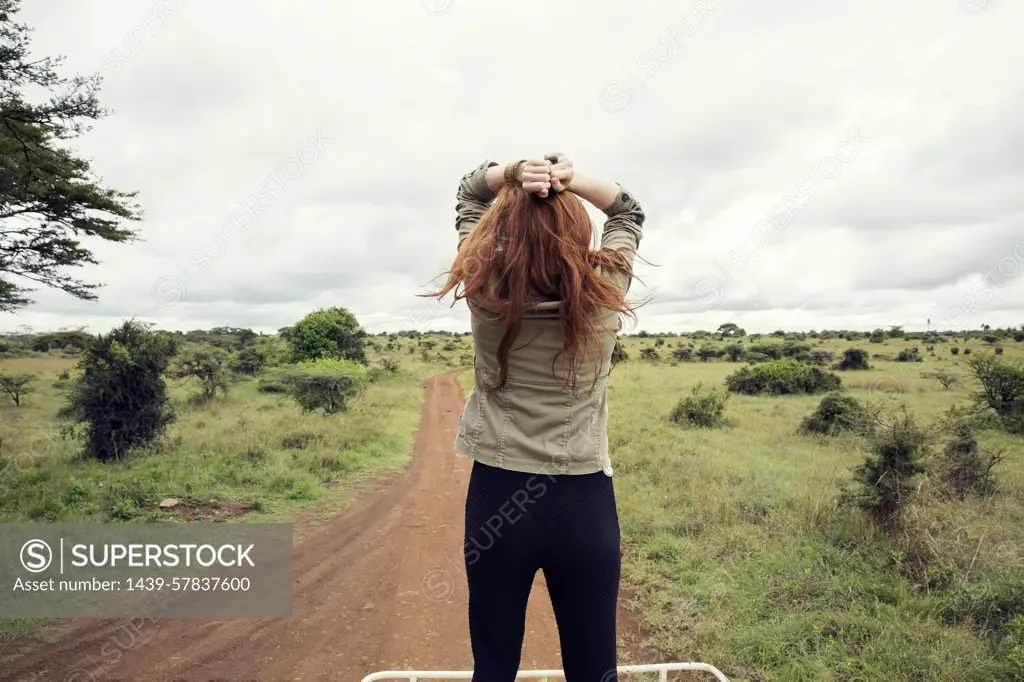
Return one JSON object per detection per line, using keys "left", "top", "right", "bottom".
{"left": 425, "top": 187, "right": 639, "bottom": 392}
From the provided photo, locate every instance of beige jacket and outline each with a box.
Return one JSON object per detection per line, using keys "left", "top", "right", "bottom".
{"left": 452, "top": 161, "right": 645, "bottom": 476}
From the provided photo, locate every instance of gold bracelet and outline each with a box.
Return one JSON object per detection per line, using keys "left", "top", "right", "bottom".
{"left": 503, "top": 159, "right": 526, "bottom": 187}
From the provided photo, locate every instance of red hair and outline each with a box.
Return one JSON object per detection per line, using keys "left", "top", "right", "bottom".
{"left": 426, "top": 187, "right": 639, "bottom": 392}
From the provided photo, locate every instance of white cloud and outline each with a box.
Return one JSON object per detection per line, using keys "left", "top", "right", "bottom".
{"left": 3, "top": 0, "right": 1022, "bottom": 335}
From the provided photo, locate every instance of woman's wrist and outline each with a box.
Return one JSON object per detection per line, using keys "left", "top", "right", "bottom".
{"left": 485, "top": 160, "right": 525, "bottom": 194}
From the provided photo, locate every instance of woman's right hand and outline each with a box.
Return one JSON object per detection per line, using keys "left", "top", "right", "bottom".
{"left": 519, "top": 159, "right": 553, "bottom": 197}
{"left": 545, "top": 152, "right": 574, "bottom": 193}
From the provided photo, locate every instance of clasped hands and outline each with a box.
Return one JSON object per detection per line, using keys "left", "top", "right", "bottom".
{"left": 518, "top": 153, "right": 575, "bottom": 199}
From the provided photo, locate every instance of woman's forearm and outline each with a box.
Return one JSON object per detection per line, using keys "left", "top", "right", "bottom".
{"left": 567, "top": 172, "right": 622, "bottom": 213}
{"left": 484, "top": 164, "right": 509, "bottom": 194}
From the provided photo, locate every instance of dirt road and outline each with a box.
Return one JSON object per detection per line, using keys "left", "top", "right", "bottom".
{"left": 0, "top": 371, "right": 650, "bottom": 681}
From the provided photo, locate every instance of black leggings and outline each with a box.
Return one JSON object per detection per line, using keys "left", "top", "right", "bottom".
{"left": 464, "top": 460, "right": 621, "bottom": 682}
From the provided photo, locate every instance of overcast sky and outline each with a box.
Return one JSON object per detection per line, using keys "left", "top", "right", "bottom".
{"left": 3, "top": 0, "right": 1022, "bottom": 336}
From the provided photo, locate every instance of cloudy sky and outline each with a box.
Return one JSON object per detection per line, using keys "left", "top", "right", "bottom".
{"left": 3, "top": 0, "right": 1022, "bottom": 336}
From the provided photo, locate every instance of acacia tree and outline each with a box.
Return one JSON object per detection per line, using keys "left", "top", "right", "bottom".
{"left": 0, "top": 371, "right": 33, "bottom": 405}
{"left": 0, "top": 0, "right": 141, "bottom": 312}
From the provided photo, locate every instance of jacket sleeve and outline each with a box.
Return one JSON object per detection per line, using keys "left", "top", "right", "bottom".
{"left": 599, "top": 185, "right": 645, "bottom": 294}
{"left": 456, "top": 161, "right": 500, "bottom": 250}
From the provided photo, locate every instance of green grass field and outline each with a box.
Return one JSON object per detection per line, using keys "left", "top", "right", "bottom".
{"left": 601, "top": 335, "right": 1024, "bottom": 681}
{"left": 3, "top": 330, "right": 1023, "bottom": 680}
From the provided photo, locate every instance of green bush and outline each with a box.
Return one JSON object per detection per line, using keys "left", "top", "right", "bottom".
{"left": 289, "top": 307, "right": 367, "bottom": 363}
{"left": 723, "top": 344, "right": 746, "bottom": 362}
{"left": 837, "top": 348, "right": 871, "bottom": 370}
{"left": 843, "top": 410, "right": 927, "bottom": 530}
{"left": 808, "top": 348, "right": 833, "bottom": 366}
{"left": 896, "top": 347, "right": 922, "bottom": 362}
{"left": 670, "top": 382, "right": 729, "bottom": 428}
{"left": 262, "top": 359, "right": 371, "bottom": 415}
{"left": 951, "top": 346, "right": 960, "bottom": 356}
{"left": 230, "top": 346, "right": 267, "bottom": 376}
{"left": 611, "top": 341, "right": 628, "bottom": 365}
{"left": 671, "top": 346, "right": 693, "bottom": 362}
{"left": 696, "top": 345, "right": 721, "bottom": 362}
{"left": 940, "top": 424, "right": 1003, "bottom": 499}
{"left": 725, "top": 359, "right": 842, "bottom": 396}
{"left": 748, "top": 343, "right": 781, "bottom": 360}
{"left": 965, "top": 353, "right": 1024, "bottom": 432}
{"left": 64, "top": 321, "right": 179, "bottom": 462}
{"left": 639, "top": 347, "right": 660, "bottom": 361}
{"left": 798, "top": 392, "right": 869, "bottom": 436}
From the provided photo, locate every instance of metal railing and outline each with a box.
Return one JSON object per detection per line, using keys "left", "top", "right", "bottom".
{"left": 361, "top": 661, "right": 730, "bottom": 681}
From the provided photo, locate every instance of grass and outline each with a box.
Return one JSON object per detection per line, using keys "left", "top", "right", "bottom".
{"left": 607, "top": 335, "right": 1024, "bottom": 680}
{"left": 0, "top": 339, "right": 469, "bottom": 640}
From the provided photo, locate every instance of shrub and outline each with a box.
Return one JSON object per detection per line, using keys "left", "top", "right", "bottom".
{"left": 611, "top": 341, "right": 628, "bottom": 365}
{"left": 965, "top": 354, "right": 1024, "bottom": 431}
{"left": 725, "top": 359, "right": 842, "bottom": 396}
{"left": 671, "top": 346, "right": 693, "bottom": 362}
{"left": 799, "top": 392, "right": 869, "bottom": 436}
{"left": 654, "top": 338, "right": 665, "bottom": 347}
{"left": 808, "top": 348, "right": 833, "bottom": 366}
{"left": 1015, "top": 333, "right": 1024, "bottom": 342}
{"left": 780, "top": 342, "right": 812, "bottom": 358}
{"left": 30, "top": 330, "right": 93, "bottom": 352}
{"left": 995, "top": 347, "right": 1005, "bottom": 356}
{"left": 924, "top": 370, "right": 958, "bottom": 389}
{"left": 289, "top": 307, "right": 367, "bottom": 363}
{"left": 696, "top": 345, "right": 721, "bottom": 362}
{"left": 963, "top": 348, "right": 972, "bottom": 355}
{"left": 64, "top": 320, "right": 179, "bottom": 462}
{"left": 745, "top": 351, "right": 768, "bottom": 364}
{"left": 844, "top": 409, "right": 927, "bottom": 530}
{"left": 896, "top": 347, "right": 922, "bottom": 362}
{"left": 231, "top": 346, "right": 267, "bottom": 376}
{"left": 670, "top": 382, "right": 729, "bottom": 428}
{"left": 0, "top": 372, "right": 35, "bottom": 406}
{"left": 748, "top": 343, "right": 781, "bottom": 360}
{"left": 378, "top": 358, "right": 400, "bottom": 374}
{"left": 951, "top": 346, "right": 960, "bottom": 356}
{"left": 262, "top": 359, "right": 370, "bottom": 415}
{"left": 837, "top": 348, "right": 871, "bottom": 370}
{"left": 257, "top": 378, "right": 288, "bottom": 393}
{"left": 870, "top": 329, "right": 886, "bottom": 343}
{"left": 940, "top": 424, "right": 1003, "bottom": 499}
{"left": 639, "top": 347, "right": 660, "bottom": 362}
{"left": 723, "top": 344, "right": 746, "bottom": 362}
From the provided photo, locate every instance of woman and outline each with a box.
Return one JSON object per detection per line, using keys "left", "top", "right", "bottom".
{"left": 429, "top": 154, "right": 644, "bottom": 681}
